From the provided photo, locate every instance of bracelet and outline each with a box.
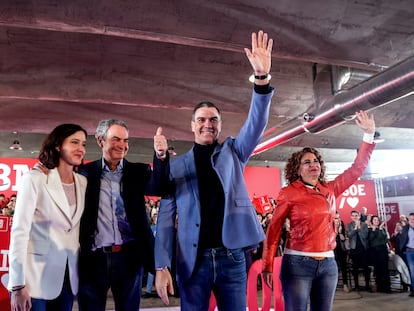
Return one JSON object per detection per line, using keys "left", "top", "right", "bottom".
{"left": 12, "top": 285, "right": 25, "bottom": 292}
{"left": 254, "top": 73, "right": 269, "bottom": 80}
{"left": 156, "top": 266, "right": 168, "bottom": 272}
{"left": 249, "top": 73, "right": 272, "bottom": 83}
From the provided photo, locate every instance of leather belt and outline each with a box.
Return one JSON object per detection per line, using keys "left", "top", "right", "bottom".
{"left": 407, "top": 247, "right": 414, "bottom": 251}
{"left": 101, "top": 245, "right": 123, "bottom": 253}
{"left": 311, "top": 256, "right": 326, "bottom": 261}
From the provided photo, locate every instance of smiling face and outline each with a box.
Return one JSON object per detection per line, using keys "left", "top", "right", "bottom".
{"left": 58, "top": 130, "right": 86, "bottom": 166}
{"left": 191, "top": 106, "right": 222, "bottom": 145}
{"left": 298, "top": 152, "right": 322, "bottom": 185}
{"left": 99, "top": 124, "right": 129, "bottom": 164}
{"left": 371, "top": 216, "right": 380, "bottom": 226}
{"left": 409, "top": 214, "right": 414, "bottom": 228}
{"left": 351, "top": 211, "right": 360, "bottom": 223}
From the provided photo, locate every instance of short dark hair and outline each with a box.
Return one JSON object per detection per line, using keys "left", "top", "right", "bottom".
{"left": 192, "top": 101, "right": 221, "bottom": 121}
{"left": 39, "top": 124, "right": 87, "bottom": 169}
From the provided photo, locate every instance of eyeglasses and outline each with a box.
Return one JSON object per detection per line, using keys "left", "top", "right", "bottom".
{"left": 301, "top": 159, "right": 320, "bottom": 165}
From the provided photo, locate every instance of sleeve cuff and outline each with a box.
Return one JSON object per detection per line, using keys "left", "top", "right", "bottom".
{"left": 254, "top": 83, "right": 273, "bottom": 94}
{"left": 363, "top": 132, "right": 374, "bottom": 144}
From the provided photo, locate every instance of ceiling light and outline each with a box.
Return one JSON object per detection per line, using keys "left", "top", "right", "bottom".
{"left": 9, "top": 140, "right": 23, "bottom": 150}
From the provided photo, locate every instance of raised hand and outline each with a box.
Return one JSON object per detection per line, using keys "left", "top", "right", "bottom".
{"left": 244, "top": 30, "right": 273, "bottom": 76}
{"left": 355, "top": 110, "right": 375, "bottom": 135}
{"left": 154, "top": 127, "right": 168, "bottom": 159}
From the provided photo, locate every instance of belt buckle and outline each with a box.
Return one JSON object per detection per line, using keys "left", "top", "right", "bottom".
{"left": 111, "top": 245, "right": 122, "bottom": 253}
{"left": 102, "top": 245, "right": 122, "bottom": 253}
{"left": 311, "top": 256, "right": 326, "bottom": 261}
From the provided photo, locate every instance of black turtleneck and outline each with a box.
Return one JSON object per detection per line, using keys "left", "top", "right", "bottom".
{"left": 193, "top": 142, "right": 224, "bottom": 249}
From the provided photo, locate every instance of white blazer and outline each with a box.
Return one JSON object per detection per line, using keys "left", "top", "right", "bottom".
{"left": 8, "top": 168, "right": 87, "bottom": 299}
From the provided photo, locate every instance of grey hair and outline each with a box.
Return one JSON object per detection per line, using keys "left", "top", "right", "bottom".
{"left": 95, "top": 119, "right": 129, "bottom": 140}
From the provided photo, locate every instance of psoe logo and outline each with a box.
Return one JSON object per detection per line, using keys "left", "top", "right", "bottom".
{"left": 0, "top": 250, "right": 9, "bottom": 272}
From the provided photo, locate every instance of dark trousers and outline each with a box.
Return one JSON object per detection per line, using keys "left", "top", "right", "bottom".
{"left": 370, "top": 245, "right": 391, "bottom": 292}
{"left": 349, "top": 248, "right": 371, "bottom": 289}
{"left": 30, "top": 264, "right": 74, "bottom": 311}
{"left": 334, "top": 247, "right": 349, "bottom": 285}
{"left": 78, "top": 247, "right": 144, "bottom": 311}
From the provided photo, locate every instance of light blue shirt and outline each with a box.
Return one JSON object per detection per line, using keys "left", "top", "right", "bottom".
{"left": 93, "top": 159, "right": 133, "bottom": 249}
{"left": 407, "top": 227, "right": 414, "bottom": 249}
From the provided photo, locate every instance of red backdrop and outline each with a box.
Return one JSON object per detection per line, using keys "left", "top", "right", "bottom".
{"left": 384, "top": 202, "right": 400, "bottom": 232}
{"left": 336, "top": 180, "right": 378, "bottom": 224}
{"left": 0, "top": 216, "right": 12, "bottom": 310}
{"left": 0, "top": 158, "right": 38, "bottom": 197}
{"left": 244, "top": 166, "right": 281, "bottom": 200}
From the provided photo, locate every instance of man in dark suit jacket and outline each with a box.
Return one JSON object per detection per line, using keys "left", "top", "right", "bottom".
{"left": 397, "top": 212, "right": 414, "bottom": 297}
{"left": 77, "top": 119, "right": 168, "bottom": 311}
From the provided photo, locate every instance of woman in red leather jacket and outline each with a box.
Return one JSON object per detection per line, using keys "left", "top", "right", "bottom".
{"left": 262, "top": 110, "right": 375, "bottom": 311}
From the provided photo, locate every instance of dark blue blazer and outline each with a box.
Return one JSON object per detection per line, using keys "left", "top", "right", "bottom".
{"left": 398, "top": 225, "right": 412, "bottom": 255}
{"left": 79, "top": 154, "right": 168, "bottom": 272}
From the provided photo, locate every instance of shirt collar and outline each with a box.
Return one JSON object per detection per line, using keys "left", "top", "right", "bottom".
{"left": 101, "top": 158, "right": 124, "bottom": 172}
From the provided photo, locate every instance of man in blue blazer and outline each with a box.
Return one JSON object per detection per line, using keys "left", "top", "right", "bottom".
{"left": 77, "top": 120, "right": 168, "bottom": 311}
{"left": 155, "top": 30, "right": 275, "bottom": 311}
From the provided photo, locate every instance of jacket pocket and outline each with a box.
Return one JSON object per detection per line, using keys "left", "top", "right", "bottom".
{"left": 27, "top": 240, "right": 50, "bottom": 255}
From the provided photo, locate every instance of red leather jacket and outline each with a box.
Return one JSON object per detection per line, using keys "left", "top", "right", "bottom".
{"left": 262, "top": 141, "right": 375, "bottom": 272}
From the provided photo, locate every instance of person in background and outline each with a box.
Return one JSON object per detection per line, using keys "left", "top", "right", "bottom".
{"left": 0, "top": 193, "right": 7, "bottom": 209}
{"left": 143, "top": 210, "right": 159, "bottom": 298}
{"left": 346, "top": 210, "right": 372, "bottom": 292}
{"left": 398, "top": 212, "right": 414, "bottom": 297}
{"left": 8, "top": 124, "right": 88, "bottom": 311}
{"left": 390, "top": 220, "right": 410, "bottom": 291}
{"left": 400, "top": 215, "right": 409, "bottom": 227}
{"left": 3, "top": 194, "right": 17, "bottom": 216}
{"left": 390, "top": 221, "right": 405, "bottom": 257}
{"left": 368, "top": 215, "right": 391, "bottom": 292}
{"left": 77, "top": 120, "right": 168, "bottom": 311}
{"left": 155, "top": 30, "right": 274, "bottom": 311}
{"left": 262, "top": 110, "right": 375, "bottom": 311}
{"left": 360, "top": 207, "right": 368, "bottom": 222}
{"left": 334, "top": 212, "right": 351, "bottom": 293}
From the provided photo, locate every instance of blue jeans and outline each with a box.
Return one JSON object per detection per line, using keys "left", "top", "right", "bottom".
{"left": 281, "top": 254, "right": 338, "bottom": 311}
{"left": 145, "top": 272, "right": 155, "bottom": 293}
{"left": 406, "top": 248, "right": 414, "bottom": 291}
{"left": 178, "top": 247, "right": 246, "bottom": 311}
{"left": 31, "top": 266, "right": 74, "bottom": 311}
{"left": 78, "top": 248, "right": 144, "bottom": 311}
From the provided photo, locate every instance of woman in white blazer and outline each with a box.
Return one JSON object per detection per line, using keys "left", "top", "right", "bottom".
{"left": 8, "top": 123, "right": 87, "bottom": 311}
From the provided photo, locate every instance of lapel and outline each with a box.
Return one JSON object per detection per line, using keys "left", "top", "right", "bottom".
{"left": 183, "top": 149, "right": 200, "bottom": 207}
{"left": 44, "top": 168, "right": 73, "bottom": 223}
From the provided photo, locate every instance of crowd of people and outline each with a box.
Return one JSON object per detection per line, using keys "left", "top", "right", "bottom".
{"left": 0, "top": 193, "right": 16, "bottom": 216}
{"left": 332, "top": 210, "right": 414, "bottom": 296}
